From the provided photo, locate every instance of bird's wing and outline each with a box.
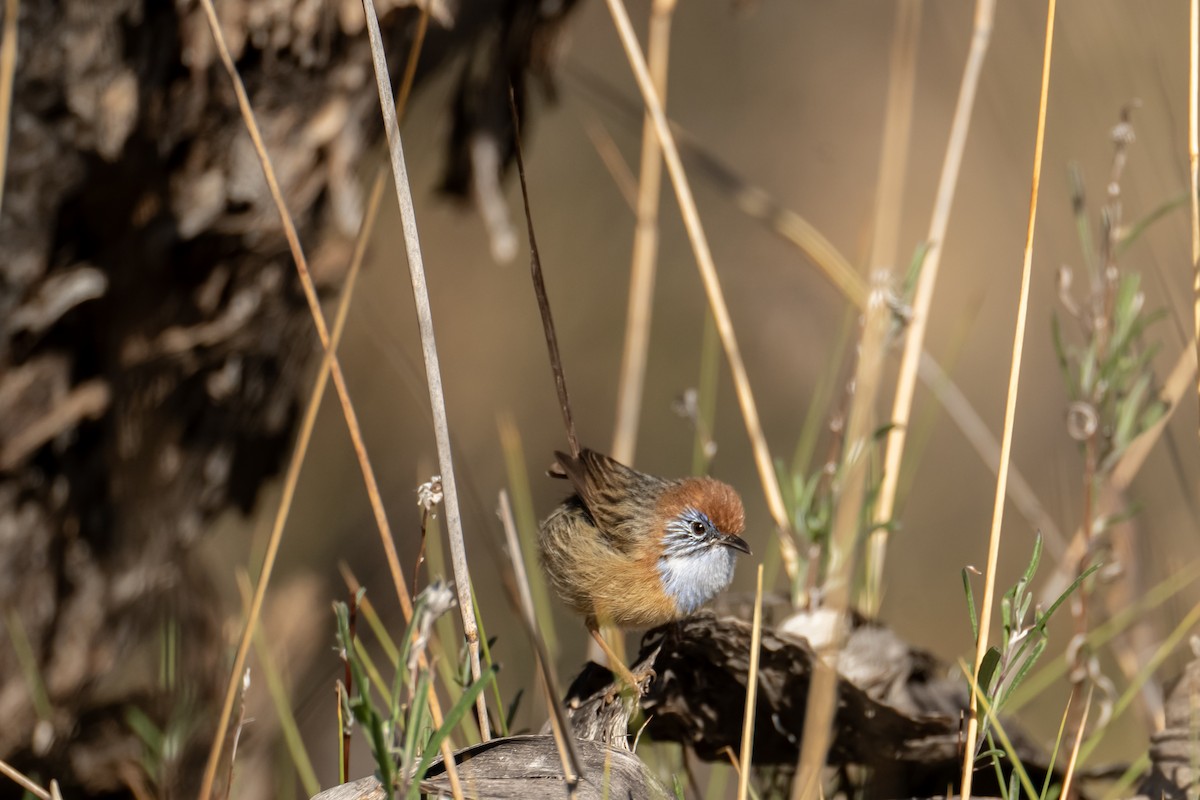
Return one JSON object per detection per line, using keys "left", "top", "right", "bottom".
{"left": 552, "top": 449, "right": 668, "bottom": 553}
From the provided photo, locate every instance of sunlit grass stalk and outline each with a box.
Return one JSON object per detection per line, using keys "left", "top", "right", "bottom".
{"left": 233, "top": 573, "right": 320, "bottom": 797}
{"left": 421, "top": 512, "right": 473, "bottom": 742}
{"left": 603, "top": 0, "right": 799, "bottom": 579}
{"left": 868, "top": 0, "right": 996, "bottom": 613}
{"left": 0, "top": 0, "right": 17, "bottom": 215}
{"left": 0, "top": 757, "right": 49, "bottom": 799}
{"left": 960, "top": 2, "right": 1056, "bottom": 796}
{"left": 471, "top": 585, "right": 509, "bottom": 737}
{"left": 792, "top": 274, "right": 892, "bottom": 800}
{"left": 1060, "top": 688, "right": 1093, "bottom": 800}
{"left": 612, "top": 0, "right": 676, "bottom": 465}
{"left": 497, "top": 488, "right": 582, "bottom": 785}
{"left": 737, "top": 565, "right": 765, "bottom": 800}
{"left": 360, "top": 0, "right": 490, "bottom": 741}
{"left": 959, "top": 661, "right": 1038, "bottom": 800}
{"left": 336, "top": 684, "right": 346, "bottom": 785}
{"left": 579, "top": 109, "right": 639, "bottom": 209}
{"left": 497, "top": 415, "right": 559, "bottom": 660}
{"left": 866, "top": 0, "right": 921, "bottom": 274}
{"left": 1191, "top": 0, "right": 1200, "bottom": 432}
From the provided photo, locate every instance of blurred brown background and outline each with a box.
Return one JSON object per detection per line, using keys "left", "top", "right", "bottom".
{"left": 191, "top": 0, "right": 1200, "bottom": 793}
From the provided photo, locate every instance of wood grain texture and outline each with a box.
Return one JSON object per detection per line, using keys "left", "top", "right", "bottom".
{"left": 312, "top": 736, "right": 667, "bottom": 800}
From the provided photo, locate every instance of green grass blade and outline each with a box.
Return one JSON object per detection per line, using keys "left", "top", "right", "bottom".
{"left": 406, "top": 663, "right": 499, "bottom": 799}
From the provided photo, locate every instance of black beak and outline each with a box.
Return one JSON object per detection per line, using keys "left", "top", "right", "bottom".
{"left": 717, "top": 532, "right": 752, "bottom": 555}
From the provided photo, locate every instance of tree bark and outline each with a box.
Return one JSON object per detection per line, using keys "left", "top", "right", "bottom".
{"left": 0, "top": 0, "right": 577, "bottom": 794}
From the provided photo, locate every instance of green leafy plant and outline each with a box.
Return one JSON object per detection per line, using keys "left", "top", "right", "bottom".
{"left": 333, "top": 580, "right": 496, "bottom": 800}
{"left": 963, "top": 533, "right": 1097, "bottom": 789}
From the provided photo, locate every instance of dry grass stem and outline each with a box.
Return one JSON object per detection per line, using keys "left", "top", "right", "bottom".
{"left": 1191, "top": 0, "right": 1200, "bottom": 432}
{"left": 508, "top": 90, "right": 582, "bottom": 460}
{"left": 0, "top": 0, "right": 17, "bottom": 216}
{"left": 737, "top": 564, "right": 765, "bottom": 800}
{"left": 1060, "top": 688, "right": 1093, "bottom": 800}
{"left": 360, "top": 0, "right": 490, "bottom": 742}
{"left": 604, "top": 0, "right": 799, "bottom": 576}
{"left": 869, "top": 0, "right": 996, "bottom": 610}
{"left": 611, "top": 0, "right": 676, "bottom": 465}
{"left": 497, "top": 490, "right": 583, "bottom": 784}
{"left": 498, "top": 490, "right": 537, "bottom": 627}
{"left": 867, "top": 0, "right": 922, "bottom": 273}
{"left": 959, "top": 1, "right": 1057, "bottom": 797}
{"left": 792, "top": 276, "right": 893, "bottom": 800}
{"left": 0, "top": 758, "right": 49, "bottom": 800}
{"left": 579, "top": 110, "right": 639, "bottom": 209}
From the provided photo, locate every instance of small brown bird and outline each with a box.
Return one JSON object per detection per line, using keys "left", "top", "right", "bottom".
{"left": 539, "top": 449, "right": 751, "bottom": 681}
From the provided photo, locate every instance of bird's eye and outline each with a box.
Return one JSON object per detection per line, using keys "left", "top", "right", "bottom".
{"left": 690, "top": 519, "right": 706, "bottom": 536}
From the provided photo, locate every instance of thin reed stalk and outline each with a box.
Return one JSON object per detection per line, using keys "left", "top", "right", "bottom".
{"left": 736, "top": 564, "right": 765, "bottom": 800}
{"left": 0, "top": 758, "right": 49, "bottom": 800}
{"left": 1060, "top": 688, "right": 1093, "bottom": 800}
{"left": 497, "top": 415, "right": 559, "bottom": 659}
{"left": 867, "top": 0, "right": 922, "bottom": 273}
{"left": 0, "top": 0, "right": 17, "bottom": 215}
{"left": 497, "top": 490, "right": 583, "bottom": 784}
{"left": 604, "top": 0, "right": 799, "bottom": 577}
{"left": 611, "top": 0, "right": 676, "bottom": 465}
{"left": 359, "top": 0, "right": 490, "bottom": 742}
{"left": 579, "top": 110, "right": 639, "bottom": 209}
{"left": 868, "top": 0, "right": 996, "bottom": 612}
{"left": 960, "top": 2, "right": 1057, "bottom": 797}
{"left": 1191, "top": 0, "right": 1200, "bottom": 432}
{"left": 792, "top": 274, "right": 893, "bottom": 800}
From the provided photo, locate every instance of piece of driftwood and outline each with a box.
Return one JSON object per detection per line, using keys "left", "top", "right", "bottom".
{"left": 600, "top": 612, "right": 1058, "bottom": 799}
{"left": 310, "top": 735, "right": 667, "bottom": 800}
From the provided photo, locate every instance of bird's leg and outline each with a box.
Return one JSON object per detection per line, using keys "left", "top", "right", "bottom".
{"left": 587, "top": 620, "right": 641, "bottom": 693}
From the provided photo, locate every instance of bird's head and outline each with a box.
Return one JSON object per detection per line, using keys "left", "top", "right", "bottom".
{"left": 654, "top": 478, "right": 751, "bottom": 615}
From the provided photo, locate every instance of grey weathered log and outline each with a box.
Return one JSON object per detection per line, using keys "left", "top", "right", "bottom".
{"left": 311, "top": 735, "right": 668, "bottom": 800}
